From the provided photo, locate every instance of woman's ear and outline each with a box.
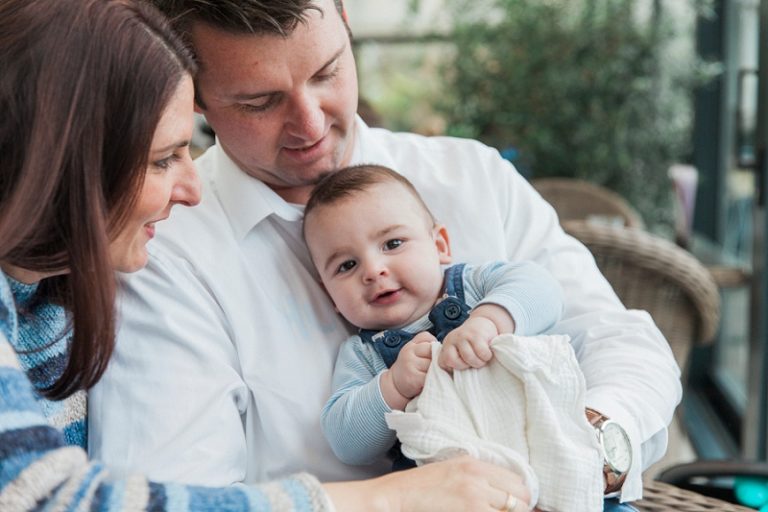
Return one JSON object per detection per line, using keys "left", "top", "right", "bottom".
{"left": 434, "top": 224, "right": 452, "bottom": 264}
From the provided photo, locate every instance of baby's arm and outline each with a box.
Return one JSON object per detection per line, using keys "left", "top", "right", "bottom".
{"left": 439, "top": 261, "right": 564, "bottom": 370}
{"left": 321, "top": 333, "right": 431, "bottom": 466}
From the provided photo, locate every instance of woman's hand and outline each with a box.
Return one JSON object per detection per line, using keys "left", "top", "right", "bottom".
{"left": 324, "top": 455, "right": 532, "bottom": 512}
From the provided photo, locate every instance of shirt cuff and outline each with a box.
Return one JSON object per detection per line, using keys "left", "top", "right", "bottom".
{"left": 585, "top": 397, "right": 644, "bottom": 502}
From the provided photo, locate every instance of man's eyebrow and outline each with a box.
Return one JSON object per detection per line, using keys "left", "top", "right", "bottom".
{"left": 316, "top": 42, "right": 346, "bottom": 74}
{"left": 230, "top": 43, "right": 347, "bottom": 102}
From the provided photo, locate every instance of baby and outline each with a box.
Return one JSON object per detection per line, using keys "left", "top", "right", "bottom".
{"left": 303, "top": 164, "right": 564, "bottom": 467}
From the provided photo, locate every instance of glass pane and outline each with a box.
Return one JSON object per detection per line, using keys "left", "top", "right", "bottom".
{"left": 711, "top": 0, "right": 759, "bottom": 416}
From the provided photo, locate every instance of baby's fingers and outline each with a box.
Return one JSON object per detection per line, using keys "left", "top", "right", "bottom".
{"left": 472, "top": 338, "right": 494, "bottom": 362}
{"left": 412, "top": 331, "right": 438, "bottom": 344}
{"left": 438, "top": 345, "right": 469, "bottom": 371}
{"left": 457, "top": 339, "right": 488, "bottom": 368}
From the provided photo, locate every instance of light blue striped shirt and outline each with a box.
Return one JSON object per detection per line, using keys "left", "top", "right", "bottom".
{"left": 321, "top": 260, "right": 564, "bottom": 465}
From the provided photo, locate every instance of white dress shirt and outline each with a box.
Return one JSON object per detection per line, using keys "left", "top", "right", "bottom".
{"left": 89, "top": 118, "right": 681, "bottom": 501}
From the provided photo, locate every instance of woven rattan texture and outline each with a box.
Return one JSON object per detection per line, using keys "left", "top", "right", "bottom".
{"left": 634, "top": 481, "right": 754, "bottom": 511}
{"left": 532, "top": 178, "right": 645, "bottom": 229}
{"left": 562, "top": 221, "right": 720, "bottom": 371}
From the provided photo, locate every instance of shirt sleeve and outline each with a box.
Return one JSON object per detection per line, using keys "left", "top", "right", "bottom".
{"left": 463, "top": 260, "right": 564, "bottom": 336}
{"left": 0, "top": 332, "right": 331, "bottom": 511}
{"left": 320, "top": 336, "right": 397, "bottom": 466}
{"left": 476, "top": 143, "right": 681, "bottom": 502}
{"left": 88, "top": 248, "right": 250, "bottom": 486}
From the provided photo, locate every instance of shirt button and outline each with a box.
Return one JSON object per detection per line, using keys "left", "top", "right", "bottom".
{"left": 444, "top": 304, "right": 461, "bottom": 320}
{"left": 384, "top": 334, "right": 401, "bottom": 347}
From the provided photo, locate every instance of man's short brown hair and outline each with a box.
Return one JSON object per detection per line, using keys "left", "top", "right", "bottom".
{"left": 151, "top": 0, "right": 347, "bottom": 39}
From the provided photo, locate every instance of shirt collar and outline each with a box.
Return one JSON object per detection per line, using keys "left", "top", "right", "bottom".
{"left": 209, "top": 115, "right": 380, "bottom": 242}
{"left": 210, "top": 141, "right": 304, "bottom": 241}
{"left": 349, "top": 115, "right": 394, "bottom": 167}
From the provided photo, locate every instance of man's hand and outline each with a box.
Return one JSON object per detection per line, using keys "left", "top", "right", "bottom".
{"left": 381, "top": 332, "right": 435, "bottom": 410}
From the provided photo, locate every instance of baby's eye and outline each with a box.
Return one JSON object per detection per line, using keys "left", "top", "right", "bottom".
{"left": 383, "top": 239, "right": 403, "bottom": 251}
{"left": 337, "top": 260, "right": 357, "bottom": 274}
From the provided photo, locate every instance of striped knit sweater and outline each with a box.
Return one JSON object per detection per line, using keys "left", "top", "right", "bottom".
{"left": 0, "top": 271, "right": 332, "bottom": 511}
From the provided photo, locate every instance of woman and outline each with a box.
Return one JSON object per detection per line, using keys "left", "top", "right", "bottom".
{"left": 0, "top": 0, "right": 530, "bottom": 510}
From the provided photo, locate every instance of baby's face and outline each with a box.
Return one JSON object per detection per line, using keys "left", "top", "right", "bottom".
{"left": 305, "top": 181, "right": 451, "bottom": 330}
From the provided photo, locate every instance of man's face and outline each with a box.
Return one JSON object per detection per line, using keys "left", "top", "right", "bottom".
{"left": 191, "top": 0, "right": 358, "bottom": 203}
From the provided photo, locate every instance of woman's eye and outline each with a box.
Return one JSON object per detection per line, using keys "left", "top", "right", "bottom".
{"left": 384, "top": 239, "right": 403, "bottom": 251}
{"left": 153, "top": 154, "right": 180, "bottom": 170}
{"left": 337, "top": 260, "right": 356, "bottom": 274}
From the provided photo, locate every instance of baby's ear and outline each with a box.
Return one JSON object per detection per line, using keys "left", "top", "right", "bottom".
{"left": 434, "top": 224, "right": 452, "bottom": 264}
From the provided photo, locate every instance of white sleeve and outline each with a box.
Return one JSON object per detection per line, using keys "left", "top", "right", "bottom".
{"left": 88, "top": 249, "right": 250, "bottom": 486}
{"left": 487, "top": 148, "right": 681, "bottom": 502}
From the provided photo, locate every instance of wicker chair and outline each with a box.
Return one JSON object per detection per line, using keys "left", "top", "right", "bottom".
{"left": 562, "top": 221, "right": 720, "bottom": 368}
{"left": 562, "top": 221, "right": 730, "bottom": 510}
{"left": 532, "top": 178, "right": 645, "bottom": 229}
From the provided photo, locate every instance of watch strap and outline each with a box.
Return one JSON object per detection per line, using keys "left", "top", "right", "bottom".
{"left": 586, "top": 408, "right": 629, "bottom": 495}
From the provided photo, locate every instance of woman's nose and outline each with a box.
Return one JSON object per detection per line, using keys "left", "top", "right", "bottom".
{"left": 171, "top": 157, "right": 201, "bottom": 207}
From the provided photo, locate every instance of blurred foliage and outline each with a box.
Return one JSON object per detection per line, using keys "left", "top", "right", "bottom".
{"left": 430, "top": 0, "right": 718, "bottom": 227}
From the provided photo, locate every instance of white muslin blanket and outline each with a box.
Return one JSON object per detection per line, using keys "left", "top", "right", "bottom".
{"left": 385, "top": 334, "right": 604, "bottom": 512}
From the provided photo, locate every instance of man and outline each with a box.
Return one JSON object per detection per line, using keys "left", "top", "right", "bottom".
{"left": 89, "top": 0, "right": 680, "bottom": 506}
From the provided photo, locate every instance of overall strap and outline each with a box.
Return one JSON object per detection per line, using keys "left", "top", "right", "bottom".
{"left": 358, "top": 265, "right": 471, "bottom": 366}
{"left": 358, "top": 329, "right": 417, "bottom": 368}
{"left": 443, "top": 263, "right": 467, "bottom": 302}
{"left": 429, "top": 264, "right": 471, "bottom": 341}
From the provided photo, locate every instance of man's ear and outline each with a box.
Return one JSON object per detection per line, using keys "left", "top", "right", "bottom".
{"left": 434, "top": 224, "right": 452, "bottom": 264}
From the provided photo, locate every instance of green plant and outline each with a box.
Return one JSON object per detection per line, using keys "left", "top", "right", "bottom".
{"left": 434, "top": 0, "right": 715, "bottom": 227}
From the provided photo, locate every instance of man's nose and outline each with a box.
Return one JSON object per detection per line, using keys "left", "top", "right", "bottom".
{"left": 285, "top": 90, "right": 324, "bottom": 143}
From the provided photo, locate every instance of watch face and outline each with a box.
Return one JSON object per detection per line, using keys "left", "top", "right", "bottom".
{"left": 602, "top": 422, "right": 632, "bottom": 473}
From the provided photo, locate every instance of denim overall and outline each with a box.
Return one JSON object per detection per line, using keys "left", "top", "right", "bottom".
{"left": 358, "top": 264, "right": 471, "bottom": 470}
{"left": 357, "top": 264, "right": 639, "bottom": 511}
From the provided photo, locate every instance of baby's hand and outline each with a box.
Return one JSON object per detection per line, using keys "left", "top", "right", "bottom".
{"left": 438, "top": 316, "right": 497, "bottom": 370}
{"left": 382, "top": 333, "right": 435, "bottom": 410}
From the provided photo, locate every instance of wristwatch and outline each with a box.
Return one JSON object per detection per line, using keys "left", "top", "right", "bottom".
{"left": 586, "top": 408, "right": 632, "bottom": 495}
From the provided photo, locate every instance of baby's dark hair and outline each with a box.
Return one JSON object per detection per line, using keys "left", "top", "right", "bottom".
{"left": 303, "top": 164, "right": 435, "bottom": 236}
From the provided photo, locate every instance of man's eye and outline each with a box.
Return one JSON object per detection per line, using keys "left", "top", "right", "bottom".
{"left": 337, "top": 260, "right": 356, "bottom": 273}
{"left": 236, "top": 95, "right": 277, "bottom": 113}
{"left": 384, "top": 239, "right": 403, "bottom": 251}
{"left": 315, "top": 66, "right": 340, "bottom": 82}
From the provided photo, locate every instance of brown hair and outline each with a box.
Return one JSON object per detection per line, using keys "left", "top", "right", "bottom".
{"left": 151, "top": 0, "right": 348, "bottom": 39}
{"left": 151, "top": 0, "right": 351, "bottom": 108}
{"left": 303, "top": 164, "right": 436, "bottom": 238}
{"left": 0, "top": 0, "right": 196, "bottom": 399}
